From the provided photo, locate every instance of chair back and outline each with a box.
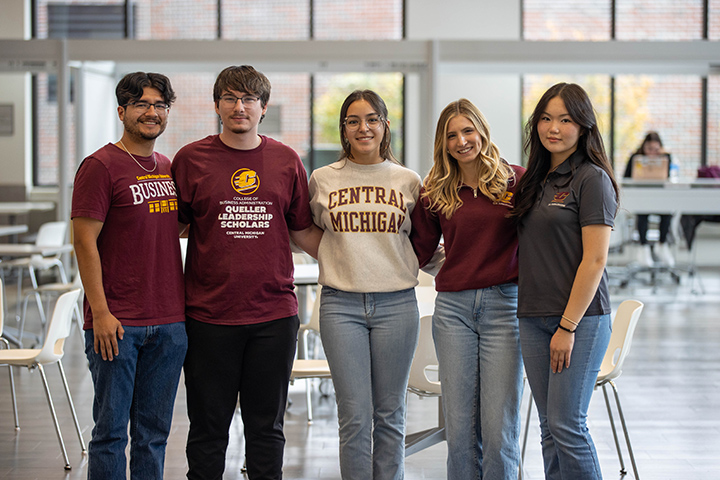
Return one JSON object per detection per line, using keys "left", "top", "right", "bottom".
{"left": 408, "top": 315, "right": 441, "bottom": 395}
{"left": 35, "top": 289, "right": 82, "bottom": 365}
{"left": 31, "top": 221, "right": 68, "bottom": 262}
{"left": 598, "top": 299, "right": 644, "bottom": 384}
{"left": 35, "top": 221, "right": 68, "bottom": 247}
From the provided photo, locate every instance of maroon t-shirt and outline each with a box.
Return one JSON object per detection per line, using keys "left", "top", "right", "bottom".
{"left": 410, "top": 164, "right": 525, "bottom": 291}
{"left": 171, "top": 135, "right": 314, "bottom": 326}
{"left": 71, "top": 143, "right": 185, "bottom": 329}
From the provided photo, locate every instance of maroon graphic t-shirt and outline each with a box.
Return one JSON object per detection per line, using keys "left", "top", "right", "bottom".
{"left": 71, "top": 143, "right": 185, "bottom": 329}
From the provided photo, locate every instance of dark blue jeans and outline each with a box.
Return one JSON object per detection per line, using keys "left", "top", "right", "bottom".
{"left": 184, "top": 315, "right": 299, "bottom": 480}
{"left": 85, "top": 322, "right": 188, "bottom": 480}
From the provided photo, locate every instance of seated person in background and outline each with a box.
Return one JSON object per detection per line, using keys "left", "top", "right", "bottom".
{"left": 623, "top": 131, "right": 675, "bottom": 267}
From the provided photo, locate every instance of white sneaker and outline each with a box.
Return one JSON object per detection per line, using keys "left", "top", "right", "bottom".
{"left": 635, "top": 244, "right": 654, "bottom": 267}
{"left": 657, "top": 243, "right": 675, "bottom": 267}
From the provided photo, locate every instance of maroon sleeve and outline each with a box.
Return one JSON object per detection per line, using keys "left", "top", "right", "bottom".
{"left": 285, "top": 155, "right": 314, "bottom": 232}
{"left": 71, "top": 157, "right": 112, "bottom": 223}
{"left": 410, "top": 190, "right": 442, "bottom": 269}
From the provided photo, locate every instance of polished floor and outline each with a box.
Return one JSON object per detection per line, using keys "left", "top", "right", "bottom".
{"left": 1, "top": 263, "right": 720, "bottom": 479}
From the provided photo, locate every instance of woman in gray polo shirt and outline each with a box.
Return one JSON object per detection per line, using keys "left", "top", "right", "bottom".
{"left": 510, "top": 83, "right": 619, "bottom": 480}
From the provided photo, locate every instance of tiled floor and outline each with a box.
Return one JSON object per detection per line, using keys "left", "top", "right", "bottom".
{"left": 1, "top": 264, "right": 720, "bottom": 479}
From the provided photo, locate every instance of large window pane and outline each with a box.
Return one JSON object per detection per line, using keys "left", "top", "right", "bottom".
{"left": 135, "top": 0, "right": 217, "bottom": 39}
{"left": 522, "top": 75, "right": 611, "bottom": 163}
{"left": 259, "top": 73, "right": 311, "bottom": 167}
{"left": 221, "top": 1, "right": 309, "bottom": 40}
{"left": 523, "top": 1, "right": 611, "bottom": 40}
{"left": 151, "top": 73, "right": 217, "bottom": 160}
{"left": 615, "top": 75, "right": 702, "bottom": 178}
{"left": 615, "top": 0, "right": 704, "bottom": 40}
{"left": 313, "top": 0, "right": 403, "bottom": 39}
{"left": 313, "top": 73, "right": 404, "bottom": 170}
{"left": 711, "top": 0, "right": 720, "bottom": 39}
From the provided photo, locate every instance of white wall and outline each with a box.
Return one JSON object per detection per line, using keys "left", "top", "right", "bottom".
{"left": 0, "top": 0, "right": 31, "bottom": 192}
{"left": 405, "top": 0, "right": 523, "bottom": 171}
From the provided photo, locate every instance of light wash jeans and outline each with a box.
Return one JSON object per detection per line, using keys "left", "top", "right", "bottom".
{"left": 319, "top": 286, "right": 419, "bottom": 480}
{"left": 85, "top": 322, "right": 187, "bottom": 480}
{"left": 432, "top": 285, "right": 523, "bottom": 480}
{"left": 519, "top": 314, "right": 612, "bottom": 480}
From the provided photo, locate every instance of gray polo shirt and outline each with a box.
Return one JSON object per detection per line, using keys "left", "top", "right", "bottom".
{"left": 517, "top": 150, "right": 617, "bottom": 318}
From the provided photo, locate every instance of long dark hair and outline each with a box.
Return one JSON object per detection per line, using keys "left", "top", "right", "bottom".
{"left": 338, "top": 89, "right": 398, "bottom": 164}
{"left": 510, "top": 82, "right": 618, "bottom": 219}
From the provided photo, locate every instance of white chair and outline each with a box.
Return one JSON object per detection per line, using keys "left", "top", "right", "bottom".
{"left": 0, "top": 278, "right": 19, "bottom": 430}
{"left": 1, "top": 221, "right": 69, "bottom": 320}
{"left": 290, "top": 288, "right": 331, "bottom": 424}
{"left": 19, "top": 272, "right": 84, "bottom": 347}
{"left": 521, "top": 300, "right": 644, "bottom": 479}
{"left": 0, "top": 288, "right": 87, "bottom": 471}
{"left": 405, "top": 314, "right": 445, "bottom": 456}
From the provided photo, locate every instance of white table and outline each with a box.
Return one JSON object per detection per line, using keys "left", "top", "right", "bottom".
{"left": 0, "top": 224, "right": 28, "bottom": 237}
{"left": 0, "top": 202, "right": 55, "bottom": 222}
{"left": 620, "top": 179, "right": 720, "bottom": 215}
{"left": 0, "top": 243, "right": 74, "bottom": 257}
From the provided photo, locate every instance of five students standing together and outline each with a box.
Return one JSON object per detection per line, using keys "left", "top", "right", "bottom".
{"left": 73, "top": 65, "right": 617, "bottom": 480}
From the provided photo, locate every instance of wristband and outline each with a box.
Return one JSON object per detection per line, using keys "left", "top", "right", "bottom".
{"left": 557, "top": 323, "right": 576, "bottom": 334}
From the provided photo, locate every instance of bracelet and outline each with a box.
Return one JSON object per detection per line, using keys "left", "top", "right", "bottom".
{"left": 557, "top": 323, "right": 576, "bottom": 334}
{"left": 561, "top": 314, "right": 579, "bottom": 326}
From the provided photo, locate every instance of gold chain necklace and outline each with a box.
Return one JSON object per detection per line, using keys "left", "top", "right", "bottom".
{"left": 119, "top": 140, "right": 157, "bottom": 173}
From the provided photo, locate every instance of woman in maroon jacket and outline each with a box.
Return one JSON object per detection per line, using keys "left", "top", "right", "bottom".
{"left": 410, "top": 98, "right": 525, "bottom": 480}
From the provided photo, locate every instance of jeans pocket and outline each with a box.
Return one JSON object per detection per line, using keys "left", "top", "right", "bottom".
{"left": 496, "top": 282, "right": 519, "bottom": 299}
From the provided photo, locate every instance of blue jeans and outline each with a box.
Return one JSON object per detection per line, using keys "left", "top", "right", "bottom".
{"left": 432, "top": 285, "right": 523, "bottom": 480}
{"left": 319, "top": 286, "right": 419, "bottom": 480}
{"left": 85, "top": 322, "right": 188, "bottom": 480}
{"left": 519, "top": 314, "right": 612, "bottom": 480}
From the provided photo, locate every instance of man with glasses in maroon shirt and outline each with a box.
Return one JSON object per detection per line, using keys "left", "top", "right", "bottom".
{"left": 172, "top": 65, "right": 321, "bottom": 480}
{"left": 72, "top": 72, "right": 187, "bottom": 480}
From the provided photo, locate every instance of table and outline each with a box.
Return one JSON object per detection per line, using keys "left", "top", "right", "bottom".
{"left": 620, "top": 179, "right": 720, "bottom": 215}
{"left": 0, "top": 202, "right": 55, "bottom": 223}
{"left": 0, "top": 224, "right": 28, "bottom": 238}
{"left": 0, "top": 244, "right": 74, "bottom": 257}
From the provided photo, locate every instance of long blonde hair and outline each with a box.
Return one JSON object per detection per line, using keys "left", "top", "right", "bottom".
{"left": 423, "top": 99, "right": 514, "bottom": 218}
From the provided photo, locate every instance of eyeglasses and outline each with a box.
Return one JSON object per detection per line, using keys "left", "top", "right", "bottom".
{"left": 220, "top": 95, "right": 260, "bottom": 107}
{"left": 344, "top": 115, "right": 384, "bottom": 131}
{"left": 125, "top": 101, "right": 170, "bottom": 113}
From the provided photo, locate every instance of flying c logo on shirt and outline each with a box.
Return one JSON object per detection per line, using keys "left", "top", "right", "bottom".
{"left": 494, "top": 191, "right": 515, "bottom": 208}
{"left": 231, "top": 168, "right": 259, "bottom": 195}
{"left": 549, "top": 191, "right": 570, "bottom": 207}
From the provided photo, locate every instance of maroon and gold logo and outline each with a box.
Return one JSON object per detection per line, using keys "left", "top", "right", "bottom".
{"left": 231, "top": 168, "right": 259, "bottom": 195}
{"left": 552, "top": 192, "right": 570, "bottom": 203}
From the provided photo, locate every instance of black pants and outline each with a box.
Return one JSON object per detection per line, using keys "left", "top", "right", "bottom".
{"left": 636, "top": 214, "right": 672, "bottom": 244}
{"left": 184, "top": 315, "right": 299, "bottom": 480}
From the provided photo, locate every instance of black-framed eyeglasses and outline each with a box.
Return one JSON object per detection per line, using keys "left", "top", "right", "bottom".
{"left": 220, "top": 95, "right": 260, "bottom": 107}
{"left": 124, "top": 101, "right": 170, "bottom": 113}
{"left": 344, "top": 115, "right": 384, "bottom": 131}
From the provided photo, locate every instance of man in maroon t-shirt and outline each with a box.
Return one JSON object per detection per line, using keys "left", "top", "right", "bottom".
{"left": 172, "top": 65, "right": 322, "bottom": 480}
{"left": 72, "top": 72, "right": 187, "bottom": 480}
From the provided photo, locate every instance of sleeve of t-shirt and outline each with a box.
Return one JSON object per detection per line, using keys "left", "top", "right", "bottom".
{"left": 409, "top": 190, "right": 442, "bottom": 269}
{"left": 71, "top": 157, "right": 112, "bottom": 223}
{"left": 171, "top": 148, "right": 193, "bottom": 225}
{"left": 578, "top": 169, "right": 617, "bottom": 228}
{"left": 285, "top": 155, "right": 314, "bottom": 232}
